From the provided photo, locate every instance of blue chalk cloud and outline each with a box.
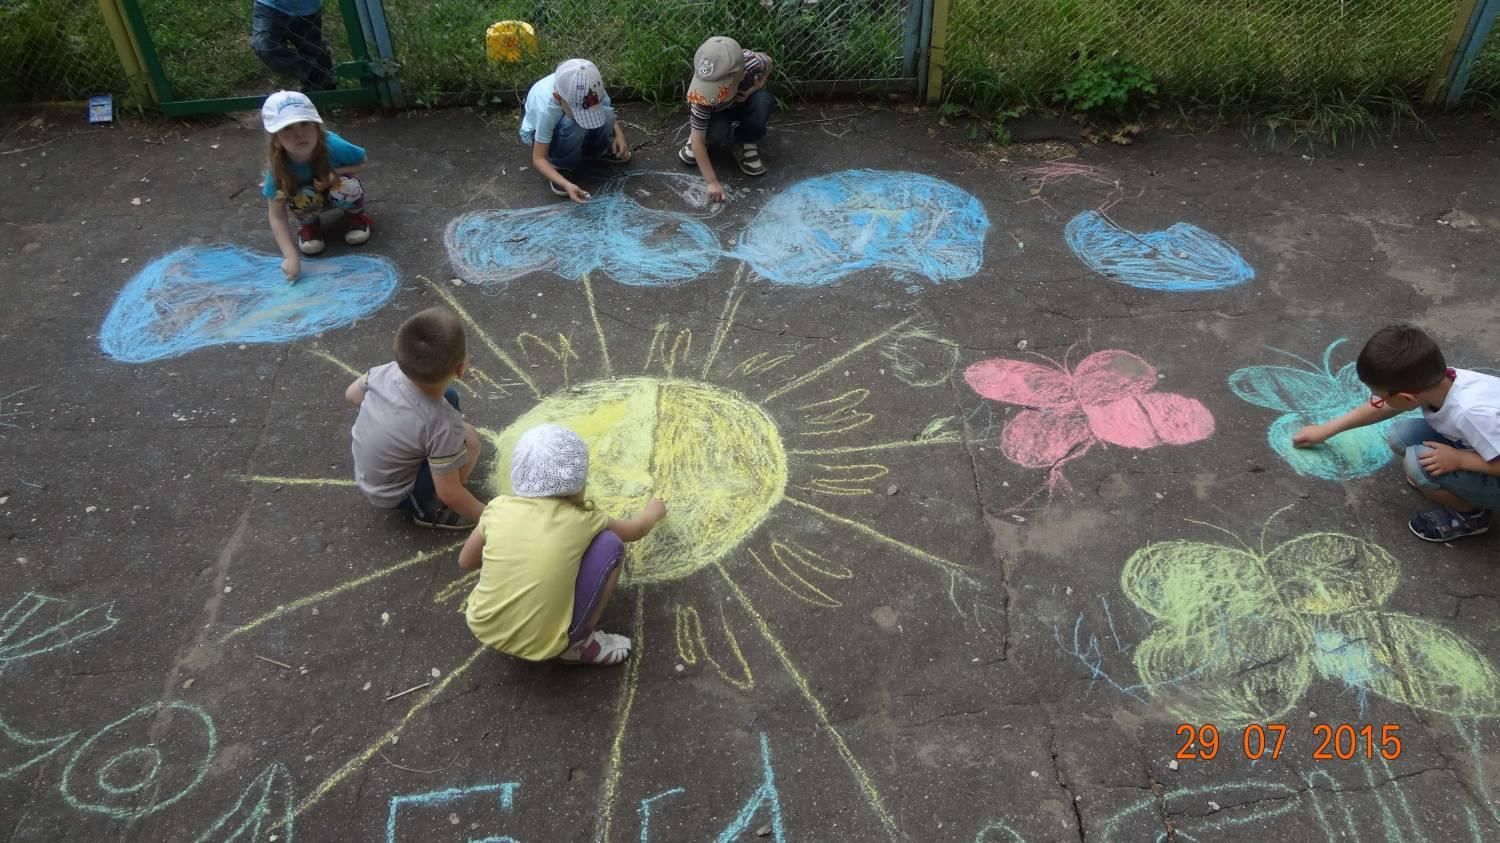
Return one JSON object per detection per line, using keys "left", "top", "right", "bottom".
{"left": 99, "top": 245, "right": 398, "bottom": 363}
{"left": 444, "top": 194, "right": 721, "bottom": 287}
{"left": 734, "top": 170, "right": 989, "bottom": 287}
{"left": 1065, "top": 210, "right": 1253, "bottom": 292}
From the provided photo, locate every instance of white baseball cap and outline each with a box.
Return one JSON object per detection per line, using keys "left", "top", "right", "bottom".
{"left": 510, "top": 424, "right": 590, "bottom": 498}
{"left": 262, "top": 90, "right": 323, "bottom": 134}
{"left": 554, "top": 59, "right": 609, "bottom": 130}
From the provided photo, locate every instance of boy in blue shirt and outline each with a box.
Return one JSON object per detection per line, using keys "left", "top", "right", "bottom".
{"left": 251, "top": 0, "right": 335, "bottom": 91}
{"left": 519, "top": 59, "right": 630, "bottom": 202}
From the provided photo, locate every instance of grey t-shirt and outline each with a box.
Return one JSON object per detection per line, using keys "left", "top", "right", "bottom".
{"left": 351, "top": 362, "right": 469, "bottom": 507}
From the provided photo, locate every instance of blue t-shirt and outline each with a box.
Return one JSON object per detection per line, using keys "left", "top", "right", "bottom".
{"left": 518, "top": 72, "right": 614, "bottom": 146}
{"left": 262, "top": 130, "right": 366, "bottom": 199}
{"left": 255, "top": 0, "right": 323, "bottom": 17}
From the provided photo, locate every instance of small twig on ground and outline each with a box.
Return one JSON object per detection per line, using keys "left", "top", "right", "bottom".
{"left": 377, "top": 749, "right": 454, "bottom": 774}
{"left": 254, "top": 655, "right": 293, "bottom": 670}
{"left": 385, "top": 682, "right": 432, "bottom": 702}
{"left": 0, "top": 130, "right": 109, "bottom": 156}
{"left": 1096, "top": 208, "right": 1158, "bottom": 255}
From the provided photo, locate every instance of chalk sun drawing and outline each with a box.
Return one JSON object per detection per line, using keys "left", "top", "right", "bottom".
{"left": 99, "top": 245, "right": 398, "bottom": 363}
{"left": 225, "top": 280, "right": 1001, "bottom": 842}
{"left": 964, "top": 347, "right": 1214, "bottom": 495}
{"left": 444, "top": 193, "right": 721, "bottom": 288}
{"left": 1229, "top": 338, "right": 1416, "bottom": 481}
{"left": 1116, "top": 509, "right": 1500, "bottom": 726}
{"left": 733, "top": 169, "right": 990, "bottom": 287}
{"left": 1064, "top": 210, "right": 1254, "bottom": 292}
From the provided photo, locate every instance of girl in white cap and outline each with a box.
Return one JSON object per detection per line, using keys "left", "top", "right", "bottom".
{"left": 261, "top": 90, "right": 374, "bottom": 282}
{"left": 458, "top": 424, "right": 666, "bottom": 666}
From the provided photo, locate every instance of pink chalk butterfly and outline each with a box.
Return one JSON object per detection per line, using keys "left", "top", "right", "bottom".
{"left": 964, "top": 348, "right": 1215, "bottom": 491}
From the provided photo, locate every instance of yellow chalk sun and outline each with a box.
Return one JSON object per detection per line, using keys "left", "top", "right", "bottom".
{"left": 485, "top": 376, "right": 787, "bottom": 584}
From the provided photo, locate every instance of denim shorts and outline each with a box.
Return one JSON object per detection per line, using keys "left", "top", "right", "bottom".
{"left": 1386, "top": 417, "right": 1500, "bottom": 509}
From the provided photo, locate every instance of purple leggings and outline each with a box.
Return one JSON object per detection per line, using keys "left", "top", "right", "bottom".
{"left": 568, "top": 530, "right": 624, "bottom": 643}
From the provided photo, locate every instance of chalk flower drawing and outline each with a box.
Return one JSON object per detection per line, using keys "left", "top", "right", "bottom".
{"left": 1121, "top": 515, "right": 1500, "bottom": 725}
{"left": 99, "top": 245, "right": 398, "bottom": 363}
{"left": 445, "top": 193, "right": 721, "bottom": 287}
{"left": 733, "top": 169, "right": 990, "bottom": 287}
{"left": 1229, "top": 338, "right": 1415, "bottom": 481}
{"left": 964, "top": 348, "right": 1214, "bottom": 490}
{"left": 444, "top": 169, "right": 989, "bottom": 291}
{"left": 1065, "top": 210, "right": 1254, "bottom": 292}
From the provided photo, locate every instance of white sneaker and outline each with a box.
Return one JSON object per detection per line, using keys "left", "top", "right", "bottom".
{"left": 559, "top": 630, "right": 632, "bottom": 665}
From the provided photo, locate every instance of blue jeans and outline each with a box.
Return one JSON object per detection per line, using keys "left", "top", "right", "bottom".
{"left": 400, "top": 387, "right": 461, "bottom": 516}
{"left": 705, "top": 89, "right": 775, "bottom": 146}
{"left": 545, "top": 114, "right": 616, "bottom": 171}
{"left": 1387, "top": 417, "right": 1500, "bottom": 509}
{"left": 251, "top": 3, "right": 334, "bottom": 89}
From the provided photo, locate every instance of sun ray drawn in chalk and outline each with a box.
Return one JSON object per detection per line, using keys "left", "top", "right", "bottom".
{"left": 217, "top": 274, "right": 998, "bottom": 837}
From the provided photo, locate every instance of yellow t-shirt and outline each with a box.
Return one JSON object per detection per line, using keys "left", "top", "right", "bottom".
{"left": 463, "top": 496, "right": 610, "bottom": 660}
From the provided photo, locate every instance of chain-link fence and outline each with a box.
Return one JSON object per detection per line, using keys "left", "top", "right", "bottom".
{"left": 387, "top": 0, "right": 917, "bottom": 102}
{"left": 944, "top": 0, "right": 1459, "bottom": 108}
{"left": 6, "top": 0, "right": 1499, "bottom": 112}
{"left": 133, "top": 0, "right": 361, "bottom": 101}
{"left": 2, "top": 0, "right": 126, "bottom": 102}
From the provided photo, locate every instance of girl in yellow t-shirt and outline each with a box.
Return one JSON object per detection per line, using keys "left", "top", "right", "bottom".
{"left": 458, "top": 424, "right": 666, "bottom": 665}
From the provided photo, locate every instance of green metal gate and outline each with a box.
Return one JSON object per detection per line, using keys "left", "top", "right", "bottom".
{"left": 112, "top": 0, "right": 386, "bottom": 115}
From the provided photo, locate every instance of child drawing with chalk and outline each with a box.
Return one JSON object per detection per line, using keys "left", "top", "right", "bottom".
{"left": 519, "top": 58, "right": 630, "bottom": 203}
{"left": 459, "top": 424, "right": 666, "bottom": 666}
{"left": 1294, "top": 325, "right": 1500, "bottom": 542}
{"left": 261, "top": 90, "right": 373, "bottom": 282}
{"left": 680, "top": 36, "right": 775, "bottom": 202}
{"left": 346, "top": 307, "right": 486, "bottom": 530}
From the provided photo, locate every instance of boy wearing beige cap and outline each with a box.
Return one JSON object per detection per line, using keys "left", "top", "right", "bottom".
{"left": 520, "top": 58, "right": 631, "bottom": 203}
{"left": 679, "top": 36, "right": 775, "bottom": 202}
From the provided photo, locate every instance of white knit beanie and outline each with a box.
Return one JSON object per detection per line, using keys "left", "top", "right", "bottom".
{"left": 510, "top": 424, "right": 590, "bottom": 498}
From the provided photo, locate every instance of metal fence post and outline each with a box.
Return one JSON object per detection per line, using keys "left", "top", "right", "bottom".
{"left": 353, "top": 0, "right": 405, "bottom": 109}
{"left": 95, "top": 0, "right": 158, "bottom": 105}
{"left": 1431, "top": 0, "right": 1499, "bottom": 106}
{"left": 923, "top": 0, "right": 949, "bottom": 104}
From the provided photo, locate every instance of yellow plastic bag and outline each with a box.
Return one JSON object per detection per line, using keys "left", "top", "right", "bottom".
{"left": 486, "top": 20, "right": 538, "bottom": 63}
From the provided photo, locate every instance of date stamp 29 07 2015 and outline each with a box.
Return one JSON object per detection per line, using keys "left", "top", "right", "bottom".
{"left": 1175, "top": 723, "right": 1404, "bottom": 762}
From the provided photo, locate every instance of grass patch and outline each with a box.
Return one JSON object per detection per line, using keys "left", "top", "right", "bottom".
{"left": 386, "top": 0, "right": 912, "bottom": 104}
{"left": 944, "top": 0, "right": 1456, "bottom": 139}
{"left": 1, "top": 0, "right": 127, "bottom": 102}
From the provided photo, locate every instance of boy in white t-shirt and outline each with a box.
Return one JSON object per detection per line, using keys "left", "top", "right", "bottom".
{"left": 1294, "top": 325, "right": 1500, "bottom": 542}
{"left": 518, "top": 58, "right": 630, "bottom": 203}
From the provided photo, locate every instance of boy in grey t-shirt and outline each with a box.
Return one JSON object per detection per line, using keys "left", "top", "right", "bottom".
{"left": 346, "top": 307, "right": 485, "bottom": 530}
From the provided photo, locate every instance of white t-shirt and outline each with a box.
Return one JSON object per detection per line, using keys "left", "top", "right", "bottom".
{"left": 1425, "top": 368, "right": 1500, "bottom": 461}
{"left": 518, "top": 72, "right": 614, "bottom": 146}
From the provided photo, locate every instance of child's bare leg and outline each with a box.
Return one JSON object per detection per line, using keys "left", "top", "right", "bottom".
{"left": 1418, "top": 484, "right": 1478, "bottom": 512}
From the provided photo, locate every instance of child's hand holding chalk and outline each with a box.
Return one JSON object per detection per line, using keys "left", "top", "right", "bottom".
{"left": 565, "top": 183, "right": 591, "bottom": 204}
{"left": 282, "top": 255, "right": 301, "bottom": 284}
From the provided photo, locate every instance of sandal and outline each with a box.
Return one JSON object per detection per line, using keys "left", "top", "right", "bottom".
{"left": 412, "top": 505, "right": 477, "bottom": 531}
{"left": 559, "top": 630, "right": 631, "bottom": 666}
{"left": 737, "top": 143, "right": 766, "bottom": 176}
{"left": 1409, "top": 507, "right": 1492, "bottom": 542}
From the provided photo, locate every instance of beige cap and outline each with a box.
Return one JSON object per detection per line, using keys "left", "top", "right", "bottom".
{"left": 687, "top": 36, "right": 744, "bottom": 107}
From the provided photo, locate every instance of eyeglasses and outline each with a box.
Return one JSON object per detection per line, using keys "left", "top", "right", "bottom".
{"left": 1370, "top": 368, "right": 1456, "bottom": 409}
